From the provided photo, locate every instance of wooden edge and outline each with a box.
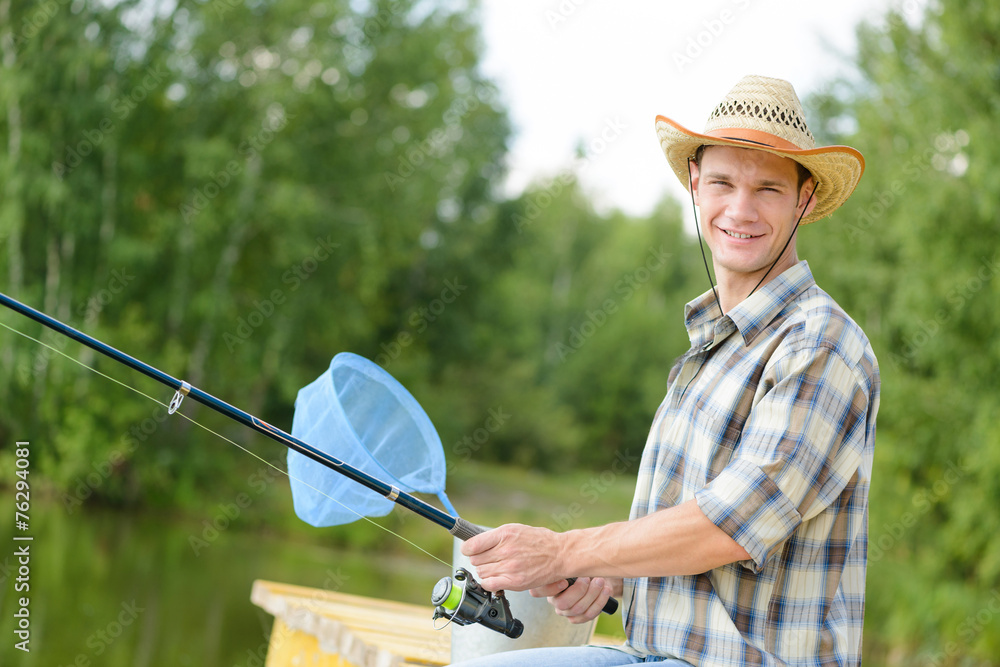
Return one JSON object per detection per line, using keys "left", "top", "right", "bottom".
{"left": 252, "top": 580, "right": 452, "bottom": 665}
{"left": 251, "top": 579, "right": 624, "bottom": 664}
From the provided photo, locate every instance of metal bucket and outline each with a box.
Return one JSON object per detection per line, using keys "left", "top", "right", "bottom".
{"left": 448, "top": 537, "right": 597, "bottom": 662}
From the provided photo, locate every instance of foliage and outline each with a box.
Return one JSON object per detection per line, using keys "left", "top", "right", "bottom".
{"left": 0, "top": 0, "right": 508, "bottom": 496}
{"left": 0, "top": 0, "right": 698, "bottom": 501}
{"left": 803, "top": 0, "right": 1000, "bottom": 662}
{"left": 2, "top": 0, "right": 999, "bottom": 664}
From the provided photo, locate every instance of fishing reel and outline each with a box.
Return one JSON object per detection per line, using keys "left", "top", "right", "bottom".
{"left": 431, "top": 567, "right": 524, "bottom": 639}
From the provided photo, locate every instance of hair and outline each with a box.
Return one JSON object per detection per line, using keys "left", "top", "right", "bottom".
{"left": 694, "top": 144, "right": 813, "bottom": 194}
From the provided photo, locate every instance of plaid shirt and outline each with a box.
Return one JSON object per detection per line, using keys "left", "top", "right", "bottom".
{"left": 621, "top": 261, "right": 880, "bottom": 666}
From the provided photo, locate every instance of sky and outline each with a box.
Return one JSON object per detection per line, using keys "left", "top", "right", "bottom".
{"left": 476, "top": 0, "right": 911, "bottom": 218}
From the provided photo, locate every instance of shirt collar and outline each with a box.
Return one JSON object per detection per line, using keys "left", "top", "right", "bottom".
{"left": 684, "top": 261, "right": 816, "bottom": 349}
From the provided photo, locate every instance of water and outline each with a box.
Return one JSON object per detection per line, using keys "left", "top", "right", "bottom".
{"left": 0, "top": 499, "right": 444, "bottom": 666}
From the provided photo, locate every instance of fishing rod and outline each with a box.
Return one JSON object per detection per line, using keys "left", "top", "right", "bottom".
{"left": 0, "top": 291, "right": 473, "bottom": 534}
{"left": 0, "top": 290, "right": 618, "bottom": 632}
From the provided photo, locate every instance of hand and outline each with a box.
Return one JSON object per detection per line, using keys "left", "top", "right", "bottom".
{"left": 530, "top": 577, "right": 615, "bottom": 624}
{"left": 461, "top": 523, "right": 563, "bottom": 592}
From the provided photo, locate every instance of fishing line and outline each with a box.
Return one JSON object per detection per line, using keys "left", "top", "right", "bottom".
{"left": 0, "top": 317, "right": 452, "bottom": 569}
{"left": 0, "top": 292, "right": 620, "bottom": 619}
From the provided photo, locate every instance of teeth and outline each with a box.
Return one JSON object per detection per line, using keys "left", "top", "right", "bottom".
{"left": 725, "top": 230, "right": 755, "bottom": 239}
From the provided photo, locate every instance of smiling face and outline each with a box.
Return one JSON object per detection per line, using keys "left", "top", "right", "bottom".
{"left": 691, "top": 145, "right": 817, "bottom": 302}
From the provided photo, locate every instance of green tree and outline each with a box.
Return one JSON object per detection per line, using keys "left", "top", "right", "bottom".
{"left": 425, "top": 171, "right": 700, "bottom": 471}
{"left": 803, "top": 1, "right": 1000, "bottom": 662}
{"left": 0, "top": 0, "right": 511, "bottom": 507}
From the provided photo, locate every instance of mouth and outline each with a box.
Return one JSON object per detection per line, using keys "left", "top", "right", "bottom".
{"left": 722, "top": 229, "right": 761, "bottom": 240}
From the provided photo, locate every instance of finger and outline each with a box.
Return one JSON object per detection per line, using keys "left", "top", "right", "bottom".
{"left": 529, "top": 579, "right": 571, "bottom": 599}
{"left": 460, "top": 527, "right": 501, "bottom": 558}
{"left": 554, "top": 578, "right": 607, "bottom": 620}
{"left": 546, "top": 577, "right": 590, "bottom": 611}
{"left": 570, "top": 581, "right": 614, "bottom": 623}
{"left": 477, "top": 573, "right": 518, "bottom": 593}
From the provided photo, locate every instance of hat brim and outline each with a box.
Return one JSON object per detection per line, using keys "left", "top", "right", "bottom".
{"left": 655, "top": 115, "right": 865, "bottom": 224}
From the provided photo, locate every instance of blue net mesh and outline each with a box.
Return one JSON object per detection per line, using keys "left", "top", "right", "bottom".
{"left": 287, "top": 352, "right": 456, "bottom": 527}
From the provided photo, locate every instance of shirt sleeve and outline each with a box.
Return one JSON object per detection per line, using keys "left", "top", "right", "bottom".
{"left": 694, "top": 343, "right": 872, "bottom": 572}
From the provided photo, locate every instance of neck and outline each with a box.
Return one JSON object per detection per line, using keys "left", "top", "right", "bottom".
{"left": 712, "top": 252, "right": 798, "bottom": 315}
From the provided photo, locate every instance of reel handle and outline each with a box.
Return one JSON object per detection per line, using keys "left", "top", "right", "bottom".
{"left": 448, "top": 518, "right": 619, "bottom": 615}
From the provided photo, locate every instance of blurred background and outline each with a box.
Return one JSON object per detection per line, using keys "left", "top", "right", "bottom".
{"left": 0, "top": 0, "right": 998, "bottom": 665}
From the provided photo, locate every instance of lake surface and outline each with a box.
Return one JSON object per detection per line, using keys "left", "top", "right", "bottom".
{"left": 0, "top": 498, "right": 446, "bottom": 666}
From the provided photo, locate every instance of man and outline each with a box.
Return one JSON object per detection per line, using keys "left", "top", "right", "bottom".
{"left": 454, "top": 75, "right": 880, "bottom": 666}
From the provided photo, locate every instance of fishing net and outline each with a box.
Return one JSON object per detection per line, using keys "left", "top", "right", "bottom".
{"left": 288, "top": 352, "right": 457, "bottom": 527}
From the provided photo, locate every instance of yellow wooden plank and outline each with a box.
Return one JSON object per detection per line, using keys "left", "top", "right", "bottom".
{"left": 252, "top": 579, "right": 622, "bottom": 667}
{"left": 265, "top": 618, "right": 353, "bottom": 667}
{"left": 253, "top": 579, "right": 451, "bottom": 665}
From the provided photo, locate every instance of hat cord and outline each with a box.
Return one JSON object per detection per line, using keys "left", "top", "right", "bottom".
{"left": 686, "top": 157, "right": 723, "bottom": 316}
{"left": 685, "top": 157, "right": 817, "bottom": 314}
{"left": 745, "top": 181, "right": 816, "bottom": 301}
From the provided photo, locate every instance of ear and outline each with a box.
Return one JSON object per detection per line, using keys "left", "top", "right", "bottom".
{"left": 798, "top": 178, "right": 819, "bottom": 218}
{"left": 688, "top": 158, "right": 702, "bottom": 206}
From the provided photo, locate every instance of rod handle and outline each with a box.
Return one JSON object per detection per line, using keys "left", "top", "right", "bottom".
{"left": 448, "top": 518, "right": 619, "bottom": 615}
{"left": 448, "top": 517, "right": 487, "bottom": 541}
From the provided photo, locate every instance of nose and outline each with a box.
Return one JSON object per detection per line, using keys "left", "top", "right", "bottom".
{"left": 724, "top": 187, "right": 758, "bottom": 224}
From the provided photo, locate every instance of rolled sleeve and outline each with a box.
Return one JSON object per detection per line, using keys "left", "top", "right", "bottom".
{"left": 696, "top": 344, "right": 870, "bottom": 571}
{"left": 696, "top": 460, "right": 801, "bottom": 571}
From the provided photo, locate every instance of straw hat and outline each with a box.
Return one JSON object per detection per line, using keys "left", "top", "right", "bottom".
{"left": 655, "top": 75, "right": 864, "bottom": 223}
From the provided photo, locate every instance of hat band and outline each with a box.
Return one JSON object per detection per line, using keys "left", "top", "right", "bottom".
{"left": 705, "top": 127, "right": 804, "bottom": 152}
